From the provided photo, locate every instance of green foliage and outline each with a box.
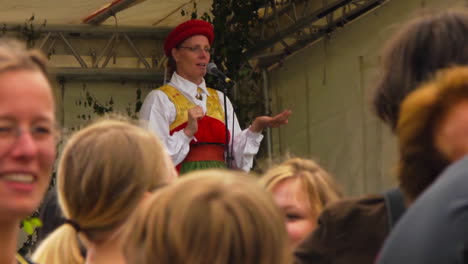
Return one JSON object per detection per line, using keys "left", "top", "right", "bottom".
{"left": 86, "top": 91, "right": 114, "bottom": 116}
{"left": 208, "top": 1, "right": 267, "bottom": 80}
{"left": 18, "top": 213, "right": 42, "bottom": 256}
{"left": 21, "top": 217, "right": 42, "bottom": 235}
{"left": 77, "top": 84, "right": 143, "bottom": 119}
{"left": 74, "top": 83, "right": 144, "bottom": 124}
{"left": 127, "top": 87, "right": 143, "bottom": 119}
{"left": 5, "top": 13, "right": 48, "bottom": 49}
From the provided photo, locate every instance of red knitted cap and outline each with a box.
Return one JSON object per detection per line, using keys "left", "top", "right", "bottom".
{"left": 164, "top": 19, "right": 214, "bottom": 57}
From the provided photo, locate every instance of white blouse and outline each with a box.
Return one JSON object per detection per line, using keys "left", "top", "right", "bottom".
{"left": 139, "top": 72, "right": 263, "bottom": 172}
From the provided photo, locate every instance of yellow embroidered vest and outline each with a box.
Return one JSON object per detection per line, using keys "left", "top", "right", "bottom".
{"left": 159, "top": 84, "right": 224, "bottom": 131}
{"left": 159, "top": 85, "right": 230, "bottom": 170}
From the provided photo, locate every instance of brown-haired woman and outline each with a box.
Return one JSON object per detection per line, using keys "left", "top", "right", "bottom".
{"left": 125, "top": 169, "right": 291, "bottom": 264}
{"left": 32, "top": 118, "right": 176, "bottom": 264}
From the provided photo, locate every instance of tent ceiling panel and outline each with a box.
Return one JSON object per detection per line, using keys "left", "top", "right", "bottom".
{"left": 0, "top": 0, "right": 212, "bottom": 27}
{"left": 0, "top": 0, "right": 386, "bottom": 73}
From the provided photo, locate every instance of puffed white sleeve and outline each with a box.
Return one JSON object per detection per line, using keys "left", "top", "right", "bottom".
{"left": 218, "top": 91, "right": 264, "bottom": 171}
{"left": 139, "top": 90, "right": 193, "bottom": 166}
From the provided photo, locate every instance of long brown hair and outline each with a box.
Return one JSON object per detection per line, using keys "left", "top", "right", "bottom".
{"left": 373, "top": 10, "right": 468, "bottom": 131}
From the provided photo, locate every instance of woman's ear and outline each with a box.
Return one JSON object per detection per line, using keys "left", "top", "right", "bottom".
{"left": 171, "top": 48, "right": 179, "bottom": 62}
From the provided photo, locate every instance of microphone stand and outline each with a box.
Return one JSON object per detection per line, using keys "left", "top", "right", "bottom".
{"left": 220, "top": 79, "right": 234, "bottom": 168}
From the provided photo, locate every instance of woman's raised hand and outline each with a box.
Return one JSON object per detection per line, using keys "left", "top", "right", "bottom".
{"left": 249, "top": 109, "right": 292, "bottom": 133}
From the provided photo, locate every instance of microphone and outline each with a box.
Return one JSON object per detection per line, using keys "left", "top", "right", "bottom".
{"left": 207, "top": 62, "right": 232, "bottom": 83}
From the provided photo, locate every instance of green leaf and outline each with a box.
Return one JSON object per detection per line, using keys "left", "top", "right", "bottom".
{"left": 22, "top": 221, "right": 34, "bottom": 235}
{"left": 30, "top": 217, "right": 43, "bottom": 228}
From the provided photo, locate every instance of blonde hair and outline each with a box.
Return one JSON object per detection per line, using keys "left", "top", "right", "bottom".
{"left": 33, "top": 118, "right": 175, "bottom": 264}
{"left": 125, "top": 169, "right": 291, "bottom": 264}
{"left": 261, "top": 157, "right": 342, "bottom": 216}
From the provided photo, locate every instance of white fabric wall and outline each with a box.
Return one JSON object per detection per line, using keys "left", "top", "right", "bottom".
{"left": 267, "top": 0, "right": 465, "bottom": 196}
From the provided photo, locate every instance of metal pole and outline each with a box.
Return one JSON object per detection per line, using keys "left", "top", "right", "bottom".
{"left": 123, "top": 33, "right": 151, "bottom": 69}
{"left": 38, "top": 32, "right": 52, "bottom": 50}
{"left": 262, "top": 69, "right": 272, "bottom": 160}
{"left": 93, "top": 33, "right": 117, "bottom": 68}
{"left": 58, "top": 32, "right": 88, "bottom": 68}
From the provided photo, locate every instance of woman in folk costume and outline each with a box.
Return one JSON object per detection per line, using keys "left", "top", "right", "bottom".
{"left": 140, "top": 19, "right": 291, "bottom": 174}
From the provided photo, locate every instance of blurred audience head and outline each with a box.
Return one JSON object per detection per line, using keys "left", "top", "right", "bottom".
{"left": 125, "top": 169, "right": 291, "bottom": 264}
{"left": 397, "top": 66, "right": 468, "bottom": 202}
{"left": 373, "top": 9, "right": 468, "bottom": 131}
{"left": 33, "top": 117, "right": 176, "bottom": 264}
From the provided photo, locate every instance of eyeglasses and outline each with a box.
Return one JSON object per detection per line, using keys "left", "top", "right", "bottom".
{"left": 178, "top": 46, "right": 214, "bottom": 55}
{"left": 0, "top": 123, "right": 59, "bottom": 143}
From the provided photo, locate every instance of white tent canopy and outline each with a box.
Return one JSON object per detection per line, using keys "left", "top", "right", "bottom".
{"left": 0, "top": 0, "right": 212, "bottom": 27}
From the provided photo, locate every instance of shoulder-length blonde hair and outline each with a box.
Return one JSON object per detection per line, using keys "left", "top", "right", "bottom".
{"left": 261, "top": 157, "right": 342, "bottom": 217}
{"left": 33, "top": 118, "right": 176, "bottom": 264}
{"left": 124, "top": 169, "right": 291, "bottom": 264}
